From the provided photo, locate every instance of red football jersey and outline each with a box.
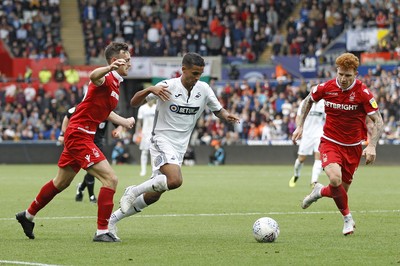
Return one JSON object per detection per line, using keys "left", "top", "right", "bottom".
{"left": 311, "top": 78, "right": 378, "bottom": 146}
{"left": 68, "top": 71, "right": 122, "bottom": 134}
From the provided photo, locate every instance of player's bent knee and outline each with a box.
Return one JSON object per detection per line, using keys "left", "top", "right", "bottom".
{"left": 329, "top": 177, "right": 342, "bottom": 187}
{"left": 167, "top": 178, "right": 183, "bottom": 190}
{"left": 99, "top": 174, "right": 118, "bottom": 189}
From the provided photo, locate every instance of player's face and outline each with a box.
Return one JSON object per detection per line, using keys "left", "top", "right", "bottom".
{"left": 336, "top": 67, "right": 357, "bottom": 90}
{"left": 181, "top": 65, "right": 204, "bottom": 89}
{"left": 114, "top": 51, "right": 131, "bottom": 76}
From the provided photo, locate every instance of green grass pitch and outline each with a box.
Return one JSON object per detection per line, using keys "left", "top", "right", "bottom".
{"left": 0, "top": 164, "right": 399, "bottom": 265}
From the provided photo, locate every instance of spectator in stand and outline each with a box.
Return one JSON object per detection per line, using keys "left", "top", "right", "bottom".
{"left": 53, "top": 64, "right": 65, "bottom": 83}
{"left": 111, "top": 140, "right": 130, "bottom": 165}
{"left": 38, "top": 67, "right": 52, "bottom": 84}
{"left": 24, "top": 83, "right": 36, "bottom": 104}
{"left": 24, "top": 67, "right": 33, "bottom": 83}
{"left": 209, "top": 140, "right": 225, "bottom": 165}
{"left": 64, "top": 66, "right": 80, "bottom": 85}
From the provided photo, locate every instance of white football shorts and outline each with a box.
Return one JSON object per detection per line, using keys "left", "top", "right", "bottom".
{"left": 297, "top": 136, "right": 321, "bottom": 156}
{"left": 150, "top": 136, "right": 184, "bottom": 173}
{"left": 139, "top": 133, "right": 152, "bottom": 150}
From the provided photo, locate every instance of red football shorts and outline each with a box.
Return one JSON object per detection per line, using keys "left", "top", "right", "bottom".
{"left": 58, "top": 128, "right": 106, "bottom": 173}
{"left": 319, "top": 138, "right": 362, "bottom": 184}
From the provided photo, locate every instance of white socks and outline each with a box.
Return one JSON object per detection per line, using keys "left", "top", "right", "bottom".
{"left": 109, "top": 194, "right": 148, "bottom": 223}
{"left": 311, "top": 160, "right": 322, "bottom": 184}
{"left": 133, "top": 174, "right": 168, "bottom": 196}
{"left": 140, "top": 150, "right": 148, "bottom": 174}
{"left": 294, "top": 158, "right": 303, "bottom": 177}
{"left": 96, "top": 229, "right": 108, "bottom": 235}
{"left": 25, "top": 210, "right": 35, "bottom": 221}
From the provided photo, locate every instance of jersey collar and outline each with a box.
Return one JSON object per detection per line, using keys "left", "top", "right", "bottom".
{"left": 336, "top": 78, "right": 356, "bottom": 91}
{"left": 111, "top": 70, "right": 124, "bottom": 83}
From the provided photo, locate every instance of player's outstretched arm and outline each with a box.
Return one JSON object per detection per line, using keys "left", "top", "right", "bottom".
{"left": 107, "top": 111, "right": 135, "bottom": 129}
{"left": 213, "top": 108, "right": 240, "bottom": 124}
{"left": 89, "top": 59, "right": 127, "bottom": 86}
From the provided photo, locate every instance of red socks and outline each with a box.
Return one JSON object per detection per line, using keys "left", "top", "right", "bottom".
{"left": 28, "top": 180, "right": 61, "bottom": 215}
{"left": 321, "top": 184, "right": 349, "bottom": 216}
{"left": 26, "top": 180, "right": 116, "bottom": 231}
{"left": 97, "top": 187, "right": 115, "bottom": 230}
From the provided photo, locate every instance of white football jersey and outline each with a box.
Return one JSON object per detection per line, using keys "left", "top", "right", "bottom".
{"left": 137, "top": 103, "right": 156, "bottom": 136}
{"left": 298, "top": 99, "right": 325, "bottom": 139}
{"left": 146, "top": 77, "right": 222, "bottom": 153}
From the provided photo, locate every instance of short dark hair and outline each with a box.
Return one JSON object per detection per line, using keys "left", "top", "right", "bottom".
{"left": 104, "top": 42, "right": 129, "bottom": 63}
{"left": 182, "top": 52, "right": 205, "bottom": 68}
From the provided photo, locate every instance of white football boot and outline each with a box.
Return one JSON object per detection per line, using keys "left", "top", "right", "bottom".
{"left": 343, "top": 214, "right": 356, "bottom": 235}
{"left": 119, "top": 185, "right": 138, "bottom": 214}
{"left": 301, "top": 183, "right": 323, "bottom": 209}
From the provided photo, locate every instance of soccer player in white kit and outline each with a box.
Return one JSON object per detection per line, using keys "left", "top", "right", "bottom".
{"left": 134, "top": 99, "right": 156, "bottom": 176}
{"left": 108, "top": 53, "right": 240, "bottom": 240}
{"left": 289, "top": 98, "right": 325, "bottom": 187}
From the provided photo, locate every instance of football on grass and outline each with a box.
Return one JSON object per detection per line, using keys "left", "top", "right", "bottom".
{"left": 253, "top": 217, "right": 280, "bottom": 243}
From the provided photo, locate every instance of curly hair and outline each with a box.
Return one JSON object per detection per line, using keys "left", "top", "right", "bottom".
{"left": 335, "top": 53, "right": 359, "bottom": 71}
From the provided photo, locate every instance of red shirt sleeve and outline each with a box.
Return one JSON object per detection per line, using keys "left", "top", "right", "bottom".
{"left": 310, "top": 82, "right": 325, "bottom": 102}
{"left": 361, "top": 85, "right": 379, "bottom": 114}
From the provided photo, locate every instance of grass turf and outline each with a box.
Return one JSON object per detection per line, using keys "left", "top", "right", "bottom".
{"left": 0, "top": 164, "right": 399, "bottom": 265}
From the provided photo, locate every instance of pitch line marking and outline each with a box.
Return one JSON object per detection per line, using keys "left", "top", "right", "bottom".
{"left": 0, "top": 260, "right": 63, "bottom": 266}
{"left": 1, "top": 209, "right": 399, "bottom": 221}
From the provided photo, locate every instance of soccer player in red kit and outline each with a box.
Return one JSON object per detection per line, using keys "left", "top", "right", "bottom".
{"left": 292, "top": 53, "right": 383, "bottom": 235}
{"left": 16, "top": 42, "right": 135, "bottom": 242}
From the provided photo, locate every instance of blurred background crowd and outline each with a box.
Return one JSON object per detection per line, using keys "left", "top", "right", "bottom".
{"left": 0, "top": 0, "right": 399, "bottom": 146}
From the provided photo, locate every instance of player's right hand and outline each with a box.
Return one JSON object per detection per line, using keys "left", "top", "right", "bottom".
{"left": 57, "top": 136, "right": 64, "bottom": 145}
{"left": 291, "top": 126, "right": 303, "bottom": 143}
{"left": 151, "top": 84, "right": 171, "bottom": 101}
{"left": 109, "top": 58, "right": 127, "bottom": 71}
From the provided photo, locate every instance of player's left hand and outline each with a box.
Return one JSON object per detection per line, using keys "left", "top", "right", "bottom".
{"left": 226, "top": 114, "right": 240, "bottom": 124}
{"left": 125, "top": 117, "right": 135, "bottom": 129}
{"left": 112, "top": 127, "right": 122, "bottom": 138}
{"left": 362, "top": 145, "right": 376, "bottom": 165}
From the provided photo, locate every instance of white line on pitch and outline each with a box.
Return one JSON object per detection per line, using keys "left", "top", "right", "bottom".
{"left": 0, "top": 260, "right": 63, "bottom": 266}
{"left": 1, "top": 209, "right": 399, "bottom": 221}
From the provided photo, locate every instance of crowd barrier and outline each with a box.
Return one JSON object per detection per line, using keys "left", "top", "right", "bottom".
{"left": 0, "top": 143, "right": 399, "bottom": 165}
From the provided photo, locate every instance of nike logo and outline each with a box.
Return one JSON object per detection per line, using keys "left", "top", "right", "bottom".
{"left": 175, "top": 93, "right": 182, "bottom": 98}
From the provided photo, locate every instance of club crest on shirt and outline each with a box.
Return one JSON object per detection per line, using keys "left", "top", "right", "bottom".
{"left": 322, "top": 153, "right": 328, "bottom": 163}
{"left": 369, "top": 98, "right": 378, "bottom": 108}
{"left": 194, "top": 92, "right": 201, "bottom": 99}
{"left": 349, "top": 92, "right": 356, "bottom": 101}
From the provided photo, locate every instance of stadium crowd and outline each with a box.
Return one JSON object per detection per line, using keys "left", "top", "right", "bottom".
{"left": 0, "top": 0, "right": 66, "bottom": 60}
{"left": 1, "top": 0, "right": 399, "bottom": 63}
{"left": 77, "top": 0, "right": 296, "bottom": 64}
{"left": 1, "top": 64, "right": 399, "bottom": 145}
{"left": 0, "top": 0, "right": 400, "bottom": 145}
